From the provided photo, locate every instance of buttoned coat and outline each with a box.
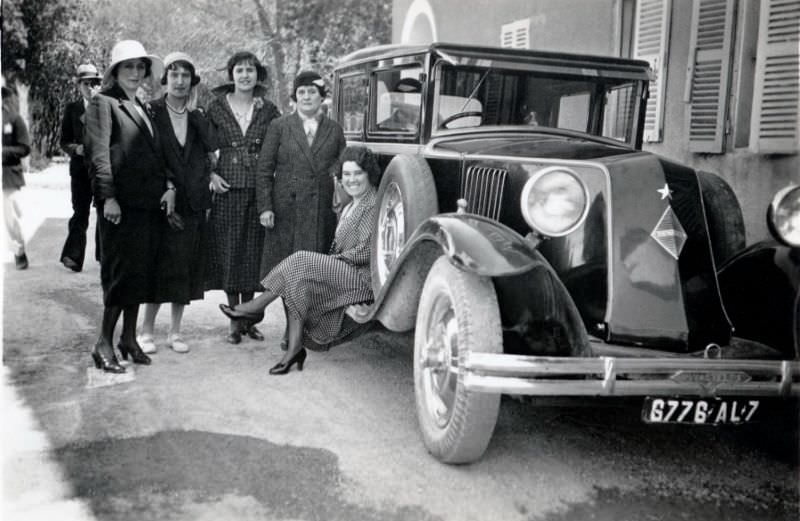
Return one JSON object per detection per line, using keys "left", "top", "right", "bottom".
{"left": 204, "top": 93, "right": 280, "bottom": 293}
{"left": 84, "top": 83, "right": 169, "bottom": 306}
{"left": 255, "top": 112, "right": 346, "bottom": 277}
{"left": 85, "top": 84, "right": 169, "bottom": 209}
{"left": 206, "top": 95, "right": 280, "bottom": 188}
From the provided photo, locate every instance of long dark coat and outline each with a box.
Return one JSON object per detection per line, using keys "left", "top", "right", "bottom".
{"left": 255, "top": 112, "right": 346, "bottom": 277}
{"left": 150, "top": 98, "right": 217, "bottom": 303}
{"left": 85, "top": 83, "right": 169, "bottom": 306}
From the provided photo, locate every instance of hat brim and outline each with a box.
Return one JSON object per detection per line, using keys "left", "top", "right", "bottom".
{"left": 211, "top": 82, "right": 269, "bottom": 98}
{"left": 102, "top": 55, "right": 165, "bottom": 87}
{"left": 74, "top": 75, "right": 103, "bottom": 83}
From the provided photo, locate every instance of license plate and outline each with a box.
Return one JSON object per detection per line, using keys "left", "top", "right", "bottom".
{"left": 642, "top": 397, "right": 760, "bottom": 425}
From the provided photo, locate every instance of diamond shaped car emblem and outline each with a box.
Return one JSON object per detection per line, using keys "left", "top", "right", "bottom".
{"left": 651, "top": 206, "right": 687, "bottom": 260}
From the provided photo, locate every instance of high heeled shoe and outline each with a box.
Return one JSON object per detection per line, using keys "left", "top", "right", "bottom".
{"left": 269, "top": 348, "right": 307, "bottom": 375}
{"left": 91, "top": 343, "right": 125, "bottom": 373}
{"left": 219, "top": 304, "right": 264, "bottom": 323}
{"left": 117, "top": 341, "right": 152, "bottom": 365}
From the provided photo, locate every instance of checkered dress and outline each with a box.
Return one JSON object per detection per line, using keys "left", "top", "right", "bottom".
{"left": 205, "top": 95, "right": 280, "bottom": 292}
{"left": 261, "top": 189, "right": 376, "bottom": 348}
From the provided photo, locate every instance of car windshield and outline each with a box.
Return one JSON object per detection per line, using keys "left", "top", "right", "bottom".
{"left": 435, "top": 63, "right": 641, "bottom": 144}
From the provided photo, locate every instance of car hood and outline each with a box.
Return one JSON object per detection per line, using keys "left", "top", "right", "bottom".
{"left": 433, "top": 132, "right": 636, "bottom": 160}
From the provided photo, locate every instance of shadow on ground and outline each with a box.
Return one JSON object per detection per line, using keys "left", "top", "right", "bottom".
{"left": 54, "top": 429, "right": 440, "bottom": 521}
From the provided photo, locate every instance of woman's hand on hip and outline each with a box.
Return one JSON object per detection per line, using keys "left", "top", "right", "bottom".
{"left": 209, "top": 172, "right": 230, "bottom": 194}
{"left": 104, "top": 198, "right": 122, "bottom": 225}
{"left": 259, "top": 210, "right": 275, "bottom": 229}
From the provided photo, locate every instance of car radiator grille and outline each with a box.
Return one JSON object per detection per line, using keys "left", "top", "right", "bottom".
{"left": 460, "top": 166, "right": 507, "bottom": 220}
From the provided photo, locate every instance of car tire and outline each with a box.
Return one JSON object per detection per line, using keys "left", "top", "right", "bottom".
{"left": 697, "top": 170, "right": 745, "bottom": 267}
{"left": 371, "top": 154, "right": 438, "bottom": 295}
{"left": 414, "top": 256, "right": 501, "bottom": 464}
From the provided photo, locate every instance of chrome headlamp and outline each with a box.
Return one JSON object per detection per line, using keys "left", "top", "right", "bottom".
{"left": 768, "top": 184, "right": 800, "bottom": 248}
{"left": 520, "top": 166, "right": 590, "bottom": 237}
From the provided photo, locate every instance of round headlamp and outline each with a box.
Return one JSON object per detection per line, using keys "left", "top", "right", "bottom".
{"left": 767, "top": 184, "right": 800, "bottom": 248}
{"left": 520, "top": 166, "right": 589, "bottom": 237}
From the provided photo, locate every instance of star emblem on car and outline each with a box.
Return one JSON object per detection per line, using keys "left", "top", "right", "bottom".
{"left": 657, "top": 184, "right": 673, "bottom": 200}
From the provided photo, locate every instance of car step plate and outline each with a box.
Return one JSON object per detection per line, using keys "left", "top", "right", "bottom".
{"left": 642, "top": 397, "right": 760, "bottom": 425}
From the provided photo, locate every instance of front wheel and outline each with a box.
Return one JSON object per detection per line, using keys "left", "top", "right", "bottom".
{"left": 414, "top": 257, "right": 502, "bottom": 464}
{"left": 371, "top": 155, "right": 438, "bottom": 296}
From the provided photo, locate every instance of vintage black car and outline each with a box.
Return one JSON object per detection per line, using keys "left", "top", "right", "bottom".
{"left": 331, "top": 43, "right": 800, "bottom": 463}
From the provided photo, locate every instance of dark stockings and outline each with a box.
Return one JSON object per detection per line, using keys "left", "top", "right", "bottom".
{"left": 96, "top": 304, "right": 139, "bottom": 354}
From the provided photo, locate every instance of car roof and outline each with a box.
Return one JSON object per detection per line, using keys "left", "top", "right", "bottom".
{"left": 336, "top": 42, "right": 652, "bottom": 78}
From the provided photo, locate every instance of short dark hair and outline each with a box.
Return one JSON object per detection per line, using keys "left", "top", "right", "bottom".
{"left": 337, "top": 146, "right": 381, "bottom": 187}
{"left": 111, "top": 58, "right": 153, "bottom": 80}
{"left": 161, "top": 60, "right": 200, "bottom": 86}
{"left": 226, "top": 51, "right": 267, "bottom": 83}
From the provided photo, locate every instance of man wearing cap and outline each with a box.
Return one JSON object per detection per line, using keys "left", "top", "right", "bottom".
{"left": 59, "top": 63, "right": 102, "bottom": 272}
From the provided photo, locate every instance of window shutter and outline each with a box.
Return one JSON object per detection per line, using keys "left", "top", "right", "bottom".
{"left": 750, "top": 0, "right": 800, "bottom": 154}
{"left": 634, "top": 0, "right": 671, "bottom": 142}
{"left": 685, "top": 0, "right": 736, "bottom": 153}
{"left": 501, "top": 19, "right": 530, "bottom": 49}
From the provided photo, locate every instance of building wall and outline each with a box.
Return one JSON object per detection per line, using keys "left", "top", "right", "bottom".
{"left": 393, "top": 0, "right": 621, "bottom": 55}
{"left": 392, "top": 0, "right": 799, "bottom": 244}
{"left": 647, "top": 0, "right": 798, "bottom": 243}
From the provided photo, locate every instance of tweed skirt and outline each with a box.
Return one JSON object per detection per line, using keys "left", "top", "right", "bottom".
{"left": 98, "top": 206, "right": 161, "bottom": 306}
{"left": 205, "top": 188, "right": 264, "bottom": 293}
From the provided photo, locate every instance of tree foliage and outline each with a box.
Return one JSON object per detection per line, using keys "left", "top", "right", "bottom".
{"left": 2, "top": 0, "right": 102, "bottom": 157}
{"left": 1, "top": 0, "right": 391, "bottom": 158}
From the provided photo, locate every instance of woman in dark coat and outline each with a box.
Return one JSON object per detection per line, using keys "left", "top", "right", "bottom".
{"left": 206, "top": 51, "right": 280, "bottom": 344}
{"left": 221, "top": 146, "right": 380, "bottom": 374}
{"left": 255, "top": 70, "right": 346, "bottom": 346}
{"left": 139, "top": 52, "right": 217, "bottom": 354}
{"left": 85, "top": 40, "right": 173, "bottom": 372}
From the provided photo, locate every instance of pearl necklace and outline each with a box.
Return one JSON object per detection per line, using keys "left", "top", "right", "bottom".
{"left": 166, "top": 100, "right": 187, "bottom": 115}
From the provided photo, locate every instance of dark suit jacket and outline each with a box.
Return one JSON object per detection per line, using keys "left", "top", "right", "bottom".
{"left": 85, "top": 84, "right": 169, "bottom": 210}
{"left": 60, "top": 99, "right": 89, "bottom": 177}
{"left": 255, "top": 112, "right": 346, "bottom": 275}
{"left": 150, "top": 98, "right": 217, "bottom": 215}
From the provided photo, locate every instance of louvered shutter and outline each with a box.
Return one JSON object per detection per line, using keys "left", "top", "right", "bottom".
{"left": 634, "top": 0, "right": 671, "bottom": 142}
{"left": 501, "top": 19, "right": 530, "bottom": 49}
{"left": 685, "top": 0, "right": 735, "bottom": 153}
{"left": 750, "top": 0, "right": 800, "bottom": 153}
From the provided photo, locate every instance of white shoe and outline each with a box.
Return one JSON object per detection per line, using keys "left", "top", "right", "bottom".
{"left": 138, "top": 335, "right": 157, "bottom": 354}
{"left": 168, "top": 334, "right": 189, "bottom": 353}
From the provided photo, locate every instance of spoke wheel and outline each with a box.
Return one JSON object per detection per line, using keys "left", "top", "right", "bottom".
{"left": 370, "top": 154, "right": 438, "bottom": 295}
{"left": 414, "top": 257, "right": 502, "bottom": 464}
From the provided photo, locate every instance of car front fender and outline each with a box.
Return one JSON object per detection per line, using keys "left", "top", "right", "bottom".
{"left": 362, "top": 214, "right": 546, "bottom": 332}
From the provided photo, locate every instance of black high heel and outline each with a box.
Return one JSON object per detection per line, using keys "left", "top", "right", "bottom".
{"left": 219, "top": 303, "right": 264, "bottom": 323}
{"left": 91, "top": 343, "right": 125, "bottom": 373}
{"left": 117, "top": 342, "right": 152, "bottom": 365}
{"left": 269, "top": 348, "right": 307, "bottom": 375}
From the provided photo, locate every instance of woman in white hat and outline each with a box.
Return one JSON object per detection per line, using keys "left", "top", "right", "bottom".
{"left": 138, "top": 52, "right": 218, "bottom": 354}
{"left": 84, "top": 40, "right": 173, "bottom": 373}
{"left": 205, "top": 51, "right": 280, "bottom": 345}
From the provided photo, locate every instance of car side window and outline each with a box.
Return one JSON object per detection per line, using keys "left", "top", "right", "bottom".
{"left": 340, "top": 72, "right": 368, "bottom": 137}
{"left": 371, "top": 67, "right": 423, "bottom": 134}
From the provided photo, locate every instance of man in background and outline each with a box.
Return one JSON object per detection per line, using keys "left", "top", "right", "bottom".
{"left": 2, "top": 78, "right": 31, "bottom": 270}
{"left": 59, "top": 63, "right": 102, "bottom": 272}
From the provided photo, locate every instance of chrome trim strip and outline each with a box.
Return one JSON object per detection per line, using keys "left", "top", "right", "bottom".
{"left": 461, "top": 353, "right": 800, "bottom": 397}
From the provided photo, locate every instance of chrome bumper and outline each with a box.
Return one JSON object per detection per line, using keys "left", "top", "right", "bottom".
{"left": 461, "top": 353, "right": 800, "bottom": 397}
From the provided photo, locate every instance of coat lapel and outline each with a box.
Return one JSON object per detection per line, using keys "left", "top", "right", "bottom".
{"left": 117, "top": 95, "right": 159, "bottom": 152}
{"left": 289, "top": 112, "right": 316, "bottom": 166}
{"left": 310, "top": 116, "right": 333, "bottom": 155}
